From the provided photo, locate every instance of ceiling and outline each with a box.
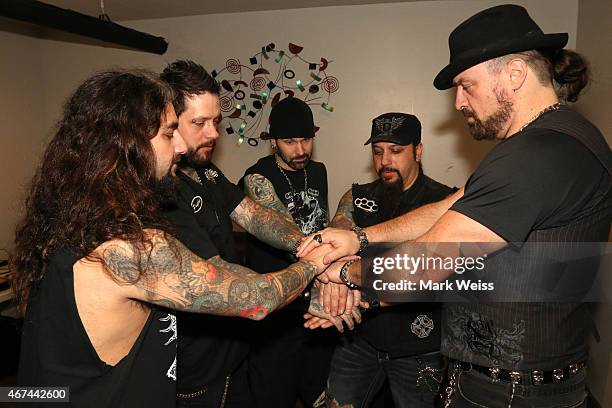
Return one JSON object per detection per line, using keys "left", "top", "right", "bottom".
{"left": 43, "top": 0, "right": 426, "bottom": 21}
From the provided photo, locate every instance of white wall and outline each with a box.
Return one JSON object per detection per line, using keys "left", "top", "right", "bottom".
{"left": 35, "top": 0, "right": 579, "bottom": 215}
{"left": 4, "top": 0, "right": 610, "bottom": 399}
{"left": 576, "top": 0, "right": 612, "bottom": 404}
{"left": 0, "top": 27, "right": 45, "bottom": 252}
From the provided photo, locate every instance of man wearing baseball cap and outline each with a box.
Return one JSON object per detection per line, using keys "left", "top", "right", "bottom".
{"left": 299, "top": 5, "right": 611, "bottom": 407}
{"left": 324, "top": 112, "right": 455, "bottom": 407}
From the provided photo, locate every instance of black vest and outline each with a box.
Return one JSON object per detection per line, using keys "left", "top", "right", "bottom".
{"left": 442, "top": 107, "right": 612, "bottom": 370}
{"left": 353, "top": 173, "right": 456, "bottom": 357}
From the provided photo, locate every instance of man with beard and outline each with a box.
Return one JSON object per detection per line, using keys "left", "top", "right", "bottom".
{"left": 324, "top": 112, "right": 455, "bottom": 408}
{"left": 160, "top": 61, "right": 357, "bottom": 407}
{"left": 300, "top": 5, "right": 611, "bottom": 407}
{"left": 13, "top": 69, "right": 334, "bottom": 407}
{"left": 239, "top": 97, "right": 351, "bottom": 408}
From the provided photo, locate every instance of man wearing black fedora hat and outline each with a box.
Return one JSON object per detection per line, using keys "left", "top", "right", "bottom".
{"left": 299, "top": 4, "right": 611, "bottom": 407}
{"left": 323, "top": 112, "right": 455, "bottom": 407}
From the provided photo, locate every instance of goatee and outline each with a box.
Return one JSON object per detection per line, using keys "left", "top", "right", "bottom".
{"left": 378, "top": 168, "right": 404, "bottom": 221}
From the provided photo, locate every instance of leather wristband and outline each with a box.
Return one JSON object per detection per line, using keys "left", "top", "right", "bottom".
{"left": 351, "top": 226, "right": 369, "bottom": 255}
{"left": 340, "top": 259, "right": 359, "bottom": 289}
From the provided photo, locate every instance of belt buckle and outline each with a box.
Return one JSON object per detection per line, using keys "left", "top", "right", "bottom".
{"left": 531, "top": 370, "right": 544, "bottom": 385}
{"left": 509, "top": 371, "right": 521, "bottom": 385}
{"left": 489, "top": 367, "right": 500, "bottom": 383}
{"left": 569, "top": 363, "right": 580, "bottom": 376}
{"left": 552, "top": 368, "right": 564, "bottom": 383}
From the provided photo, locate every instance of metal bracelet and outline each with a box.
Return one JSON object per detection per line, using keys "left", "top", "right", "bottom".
{"left": 351, "top": 226, "right": 369, "bottom": 254}
{"left": 340, "top": 259, "right": 359, "bottom": 289}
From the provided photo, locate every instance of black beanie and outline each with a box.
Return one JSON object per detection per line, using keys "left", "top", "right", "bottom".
{"left": 269, "top": 97, "right": 315, "bottom": 139}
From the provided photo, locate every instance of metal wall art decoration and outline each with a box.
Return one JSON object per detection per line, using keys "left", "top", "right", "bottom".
{"left": 211, "top": 43, "right": 339, "bottom": 147}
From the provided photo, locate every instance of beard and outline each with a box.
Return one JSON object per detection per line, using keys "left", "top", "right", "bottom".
{"left": 181, "top": 141, "right": 216, "bottom": 168}
{"left": 462, "top": 88, "right": 514, "bottom": 141}
{"left": 276, "top": 149, "right": 311, "bottom": 170}
{"left": 152, "top": 172, "right": 179, "bottom": 208}
{"left": 377, "top": 167, "right": 404, "bottom": 221}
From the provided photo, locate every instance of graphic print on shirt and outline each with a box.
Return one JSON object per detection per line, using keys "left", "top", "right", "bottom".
{"left": 284, "top": 187, "right": 327, "bottom": 235}
{"left": 159, "top": 313, "right": 178, "bottom": 381}
{"left": 354, "top": 196, "right": 379, "bottom": 213}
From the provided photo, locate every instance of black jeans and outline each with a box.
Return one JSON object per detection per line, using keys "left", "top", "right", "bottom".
{"left": 248, "top": 309, "right": 336, "bottom": 408}
{"left": 326, "top": 335, "right": 442, "bottom": 408}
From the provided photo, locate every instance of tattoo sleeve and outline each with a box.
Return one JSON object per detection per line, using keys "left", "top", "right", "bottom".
{"left": 330, "top": 189, "right": 356, "bottom": 230}
{"left": 207, "top": 255, "right": 253, "bottom": 276}
{"left": 233, "top": 175, "right": 303, "bottom": 252}
{"left": 101, "top": 231, "right": 318, "bottom": 320}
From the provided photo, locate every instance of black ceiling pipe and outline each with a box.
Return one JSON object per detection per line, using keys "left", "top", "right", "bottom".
{"left": 0, "top": 0, "right": 168, "bottom": 54}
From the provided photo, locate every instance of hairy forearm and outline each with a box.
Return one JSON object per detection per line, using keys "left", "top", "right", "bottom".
{"left": 365, "top": 188, "right": 464, "bottom": 242}
{"left": 101, "top": 232, "right": 317, "bottom": 320}
{"left": 329, "top": 189, "right": 356, "bottom": 230}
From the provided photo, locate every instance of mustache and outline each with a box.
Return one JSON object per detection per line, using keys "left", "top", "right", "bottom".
{"left": 198, "top": 140, "right": 216, "bottom": 149}
{"left": 378, "top": 166, "right": 399, "bottom": 176}
{"left": 291, "top": 155, "right": 308, "bottom": 162}
{"left": 461, "top": 108, "right": 476, "bottom": 119}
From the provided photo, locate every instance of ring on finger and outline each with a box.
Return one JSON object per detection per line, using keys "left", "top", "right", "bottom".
{"left": 313, "top": 233, "right": 323, "bottom": 244}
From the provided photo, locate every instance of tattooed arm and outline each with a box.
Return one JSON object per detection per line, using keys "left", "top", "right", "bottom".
{"left": 233, "top": 174, "right": 303, "bottom": 252}
{"left": 329, "top": 188, "right": 356, "bottom": 230}
{"left": 99, "top": 229, "right": 328, "bottom": 320}
{"left": 305, "top": 285, "right": 361, "bottom": 332}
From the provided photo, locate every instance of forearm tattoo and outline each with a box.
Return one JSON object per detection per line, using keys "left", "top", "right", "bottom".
{"left": 243, "top": 174, "right": 290, "bottom": 215}
{"left": 330, "top": 189, "right": 356, "bottom": 230}
{"left": 234, "top": 176, "right": 303, "bottom": 251}
{"left": 101, "top": 232, "right": 318, "bottom": 319}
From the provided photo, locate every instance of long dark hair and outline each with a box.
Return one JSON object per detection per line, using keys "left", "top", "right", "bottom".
{"left": 11, "top": 69, "right": 174, "bottom": 311}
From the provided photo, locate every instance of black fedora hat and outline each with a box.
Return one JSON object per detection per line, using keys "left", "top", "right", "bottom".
{"left": 433, "top": 4, "right": 568, "bottom": 90}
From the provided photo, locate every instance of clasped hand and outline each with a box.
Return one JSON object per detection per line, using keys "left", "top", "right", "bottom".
{"left": 297, "top": 237, "right": 366, "bottom": 332}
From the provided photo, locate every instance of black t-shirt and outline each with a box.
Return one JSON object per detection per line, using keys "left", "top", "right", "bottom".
{"left": 452, "top": 129, "right": 607, "bottom": 243}
{"left": 162, "top": 163, "right": 249, "bottom": 393}
{"left": 19, "top": 249, "right": 177, "bottom": 407}
{"left": 352, "top": 173, "right": 456, "bottom": 357}
{"left": 444, "top": 115, "right": 611, "bottom": 370}
{"left": 240, "top": 155, "right": 329, "bottom": 273}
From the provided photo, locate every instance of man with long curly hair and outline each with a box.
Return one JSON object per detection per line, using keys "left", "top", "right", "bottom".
{"left": 11, "top": 69, "right": 333, "bottom": 407}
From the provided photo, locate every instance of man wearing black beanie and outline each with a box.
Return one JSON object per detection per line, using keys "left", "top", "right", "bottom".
{"left": 241, "top": 97, "right": 357, "bottom": 408}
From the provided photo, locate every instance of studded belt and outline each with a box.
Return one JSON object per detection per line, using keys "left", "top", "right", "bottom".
{"left": 454, "top": 360, "right": 586, "bottom": 385}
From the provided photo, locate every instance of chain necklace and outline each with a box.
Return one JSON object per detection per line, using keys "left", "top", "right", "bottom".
{"left": 518, "top": 102, "right": 561, "bottom": 133}
{"left": 275, "top": 158, "right": 308, "bottom": 204}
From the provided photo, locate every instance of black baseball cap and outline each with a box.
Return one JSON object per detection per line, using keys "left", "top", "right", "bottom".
{"left": 364, "top": 112, "right": 421, "bottom": 146}
{"left": 269, "top": 97, "right": 315, "bottom": 139}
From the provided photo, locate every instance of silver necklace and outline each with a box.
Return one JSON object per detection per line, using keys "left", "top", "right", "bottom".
{"left": 276, "top": 159, "right": 308, "bottom": 204}
{"left": 518, "top": 102, "right": 561, "bottom": 133}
